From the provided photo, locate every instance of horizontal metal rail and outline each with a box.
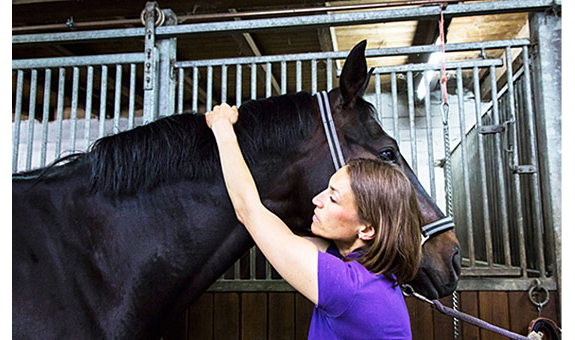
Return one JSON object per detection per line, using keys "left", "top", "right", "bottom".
{"left": 12, "top": 0, "right": 555, "bottom": 44}
{"left": 12, "top": 53, "right": 145, "bottom": 69}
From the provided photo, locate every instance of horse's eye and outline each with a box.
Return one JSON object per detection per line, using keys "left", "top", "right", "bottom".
{"left": 379, "top": 149, "right": 396, "bottom": 162}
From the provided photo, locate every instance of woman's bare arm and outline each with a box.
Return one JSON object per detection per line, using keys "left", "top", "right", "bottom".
{"left": 206, "top": 103, "right": 319, "bottom": 304}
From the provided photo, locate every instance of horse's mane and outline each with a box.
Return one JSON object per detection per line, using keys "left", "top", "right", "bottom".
{"left": 16, "top": 92, "right": 317, "bottom": 196}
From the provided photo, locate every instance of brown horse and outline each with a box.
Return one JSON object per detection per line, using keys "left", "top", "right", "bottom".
{"left": 13, "top": 40, "right": 460, "bottom": 339}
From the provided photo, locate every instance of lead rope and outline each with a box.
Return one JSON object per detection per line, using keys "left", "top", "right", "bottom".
{"left": 437, "top": 4, "right": 459, "bottom": 338}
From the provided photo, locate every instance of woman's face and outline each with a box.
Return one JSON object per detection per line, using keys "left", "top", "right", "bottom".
{"left": 311, "top": 166, "right": 363, "bottom": 243}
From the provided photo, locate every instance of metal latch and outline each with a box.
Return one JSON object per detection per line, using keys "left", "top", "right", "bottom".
{"left": 513, "top": 165, "right": 537, "bottom": 174}
{"left": 479, "top": 125, "right": 506, "bottom": 134}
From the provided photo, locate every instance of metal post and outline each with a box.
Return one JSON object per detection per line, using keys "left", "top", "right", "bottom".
{"left": 40, "top": 68, "right": 51, "bottom": 167}
{"left": 143, "top": 1, "right": 159, "bottom": 123}
{"left": 156, "top": 8, "right": 177, "bottom": 117}
{"left": 84, "top": 66, "right": 93, "bottom": 151}
{"left": 12, "top": 70, "right": 24, "bottom": 172}
{"left": 69, "top": 67, "right": 79, "bottom": 152}
{"left": 407, "top": 71, "right": 418, "bottom": 174}
{"left": 423, "top": 71, "right": 436, "bottom": 201}
{"left": 25, "top": 69, "right": 37, "bottom": 171}
{"left": 529, "top": 10, "right": 562, "bottom": 300}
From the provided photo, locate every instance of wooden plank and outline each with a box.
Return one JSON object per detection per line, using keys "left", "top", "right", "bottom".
{"left": 460, "top": 291, "right": 480, "bottom": 340}
{"left": 508, "top": 291, "right": 538, "bottom": 335}
{"left": 163, "top": 309, "right": 188, "bottom": 340}
{"left": 268, "top": 292, "right": 295, "bottom": 340}
{"left": 295, "top": 293, "right": 314, "bottom": 340}
{"left": 241, "top": 292, "right": 267, "bottom": 340}
{"left": 214, "top": 292, "right": 240, "bottom": 339}
{"left": 188, "top": 293, "right": 213, "bottom": 340}
{"left": 433, "top": 295, "right": 455, "bottom": 340}
{"left": 478, "top": 291, "right": 510, "bottom": 340}
{"left": 405, "top": 297, "right": 433, "bottom": 338}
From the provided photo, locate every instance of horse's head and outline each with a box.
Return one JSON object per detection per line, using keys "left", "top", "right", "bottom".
{"left": 295, "top": 41, "right": 461, "bottom": 299}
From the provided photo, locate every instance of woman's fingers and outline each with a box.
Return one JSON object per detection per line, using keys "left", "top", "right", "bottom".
{"left": 205, "top": 103, "right": 239, "bottom": 129}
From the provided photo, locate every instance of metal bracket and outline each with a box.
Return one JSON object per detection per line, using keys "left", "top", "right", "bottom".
{"left": 478, "top": 124, "right": 506, "bottom": 134}
{"left": 513, "top": 165, "right": 537, "bottom": 174}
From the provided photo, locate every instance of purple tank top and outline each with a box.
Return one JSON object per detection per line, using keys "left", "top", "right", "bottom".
{"left": 308, "top": 244, "right": 412, "bottom": 339}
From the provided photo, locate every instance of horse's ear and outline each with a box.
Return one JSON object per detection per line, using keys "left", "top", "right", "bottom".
{"left": 340, "top": 40, "right": 370, "bottom": 105}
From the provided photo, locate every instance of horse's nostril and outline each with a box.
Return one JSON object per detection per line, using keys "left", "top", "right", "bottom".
{"left": 452, "top": 247, "right": 462, "bottom": 276}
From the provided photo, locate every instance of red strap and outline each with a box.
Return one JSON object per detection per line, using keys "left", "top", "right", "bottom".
{"left": 439, "top": 5, "right": 448, "bottom": 105}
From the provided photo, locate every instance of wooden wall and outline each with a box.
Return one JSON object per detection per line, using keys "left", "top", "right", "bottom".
{"left": 163, "top": 290, "right": 559, "bottom": 340}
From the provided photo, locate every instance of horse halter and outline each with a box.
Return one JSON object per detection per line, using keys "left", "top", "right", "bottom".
{"left": 315, "top": 91, "right": 454, "bottom": 246}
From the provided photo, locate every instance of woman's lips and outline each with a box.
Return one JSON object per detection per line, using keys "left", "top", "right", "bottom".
{"left": 312, "top": 214, "right": 319, "bottom": 223}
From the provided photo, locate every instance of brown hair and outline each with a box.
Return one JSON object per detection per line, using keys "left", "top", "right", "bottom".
{"left": 346, "top": 158, "right": 423, "bottom": 286}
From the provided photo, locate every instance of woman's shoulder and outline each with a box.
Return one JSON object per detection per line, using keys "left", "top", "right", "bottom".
{"left": 302, "top": 236, "right": 331, "bottom": 253}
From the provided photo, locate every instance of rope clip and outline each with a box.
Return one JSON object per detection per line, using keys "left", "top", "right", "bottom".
{"left": 528, "top": 279, "right": 550, "bottom": 315}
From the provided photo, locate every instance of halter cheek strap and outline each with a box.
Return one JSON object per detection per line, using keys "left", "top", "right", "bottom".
{"left": 316, "top": 91, "right": 345, "bottom": 170}
{"left": 314, "top": 91, "right": 455, "bottom": 245}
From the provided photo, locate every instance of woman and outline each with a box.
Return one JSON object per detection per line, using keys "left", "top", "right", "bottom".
{"left": 205, "top": 102, "right": 422, "bottom": 339}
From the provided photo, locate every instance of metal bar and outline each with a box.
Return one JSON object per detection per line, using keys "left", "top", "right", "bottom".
{"left": 457, "top": 67, "right": 475, "bottom": 267}
{"left": 489, "top": 65, "right": 511, "bottom": 267}
{"left": 250, "top": 63, "right": 257, "bottom": 100}
{"left": 326, "top": 58, "right": 333, "bottom": 91}
{"left": 13, "top": 53, "right": 145, "bottom": 69}
{"left": 192, "top": 66, "right": 198, "bottom": 113}
{"left": 473, "top": 66, "right": 493, "bottom": 267}
{"left": 505, "top": 46, "right": 528, "bottom": 277}
{"left": 374, "top": 73, "right": 381, "bottom": 122}
{"left": 12, "top": 70, "right": 24, "bottom": 173}
{"left": 113, "top": 65, "right": 122, "bottom": 134}
{"left": 69, "top": 67, "right": 79, "bottom": 152}
{"left": 129, "top": 64, "right": 136, "bottom": 128}
{"left": 391, "top": 71, "right": 399, "bottom": 139}
{"left": 236, "top": 64, "right": 242, "bottom": 107}
{"left": 221, "top": 64, "right": 228, "bottom": 103}
{"left": 25, "top": 69, "right": 38, "bottom": 171}
{"left": 266, "top": 261, "right": 272, "bottom": 280}
{"left": 234, "top": 259, "right": 240, "bottom": 280}
{"left": 521, "top": 46, "right": 546, "bottom": 276}
{"left": 266, "top": 62, "right": 272, "bottom": 98}
{"left": 373, "top": 59, "right": 504, "bottom": 74}
{"left": 311, "top": 59, "right": 317, "bottom": 94}
{"left": 281, "top": 60, "right": 287, "bottom": 94}
{"left": 84, "top": 66, "right": 93, "bottom": 151}
{"left": 99, "top": 65, "right": 108, "bottom": 138}
{"left": 250, "top": 248, "right": 256, "bottom": 280}
{"left": 14, "top": 1, "right": 553, "bottom": 44}
{"left": 40, "top": 68, "right": 51, "bottom": 168}
{"left": 206, "top": 65, "right": 213, "bottom": 111}
{"left": 423, "top": 71, "right": 436, "bottom": 201}
{"left": 178, "top": 67, "right": 184, "bottom": 114}
{"left": 176, "top": 40, "right": 529, "bottom": 69}
{"left": 54, "top": 67, "right": 66, "bottom": 159}
{"left": 407, "top": 71, "right": 418, "bottom": 174}
{"left": 296, "top": 60, "right": 302, "bottom": 92}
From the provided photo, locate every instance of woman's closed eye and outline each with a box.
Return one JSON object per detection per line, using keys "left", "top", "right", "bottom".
{"left": 330, "top": 196, "right": 337, "bottom": 203}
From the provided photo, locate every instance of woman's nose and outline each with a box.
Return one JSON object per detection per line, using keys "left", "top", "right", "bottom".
{"left": 312, "top": 191, "right": 324, "bottom": 208}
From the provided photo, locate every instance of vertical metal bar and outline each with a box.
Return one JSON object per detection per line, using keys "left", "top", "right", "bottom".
{"left": 206, "top": 65, "right": 213, "bottom": 111}
{"left": 489, "top": 65, "right": 511, "bottom": 267}
{"left": 266, "top": 260, "right": 272, "bottom": 280}
{"left": 326, "top": 58, "right": 333, "bottom": 91}
{"left": 99, "top": 65, "right": 108, "bottom": 138}
{"left": 221, "top": 64, "right": 228, "bottom": 103}
{"left": 113, "top": 65, "right": 122, "bottom": 134}
{"left": 505, "top": 46, "right": 527, "bottom": 277}
{"left": 40, "top": 68, "right": 52, "bottom": 168}
{"left": 522, "top": 46, "right": 546, "bottom": 276}
{"left": 250, "top": 247, "right": 256, "bottom": 280}
{"left": 374, "top": 73, "right": 381, "bottom": 122}
{"left": 281, "top": 60, "right": 287, "bottom": 94}
{"left": 250, "top": 63, "right": 256, "bottom": 100}
{"left": 407, "top": 71, "right": 418, "bottom": 174}
{"left": 84, "top": 66, "right": 93, "bottom": 151}
{"left": 391, "top": 71, "right": 399, "bottom": 139}
{"left": 192, "top": 66, "right": 198, "bottom": 113}
{"left": 236, "top": 64, "right": 242, "bottom": 107}
{"left": 473, "top": 66, "right": 493, "bottom": 267}
{"left": 69, "top": 67, "right": 79, "bottom": 152}
{"left": 128, "top": 64, "right": 136, "bottom": 129}
{"left": 26, "top": 70, "right": 38, "bottom": 171}
{"left": 54, "top": 67, "right": 66, "bottom": 159}
{"left": 178, "top": 67, "right": 184, "bottom": 114}
{"left": 311, "top": 59, "right": 317, "bottom": 94}
{"left": 234, "top": 259, "right": 241, "bottom": 280}
{"left": 12, "top": 70, "right": 24, "bottom": 173}
{"left": 296, "top": 60, "right": 302, "bottom": 92}
{"left": 266, "top": 62, "right": 272, "bottom": 98}
{"left": 457, "top": 67, "right": 475, "bottom": 267}
{"left": 423, "top": 71, "right": 436, "bottom": 201}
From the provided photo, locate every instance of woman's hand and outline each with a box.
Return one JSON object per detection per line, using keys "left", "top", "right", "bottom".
{"left": 205, "top": 103, "right": 239, "bottom": 129}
